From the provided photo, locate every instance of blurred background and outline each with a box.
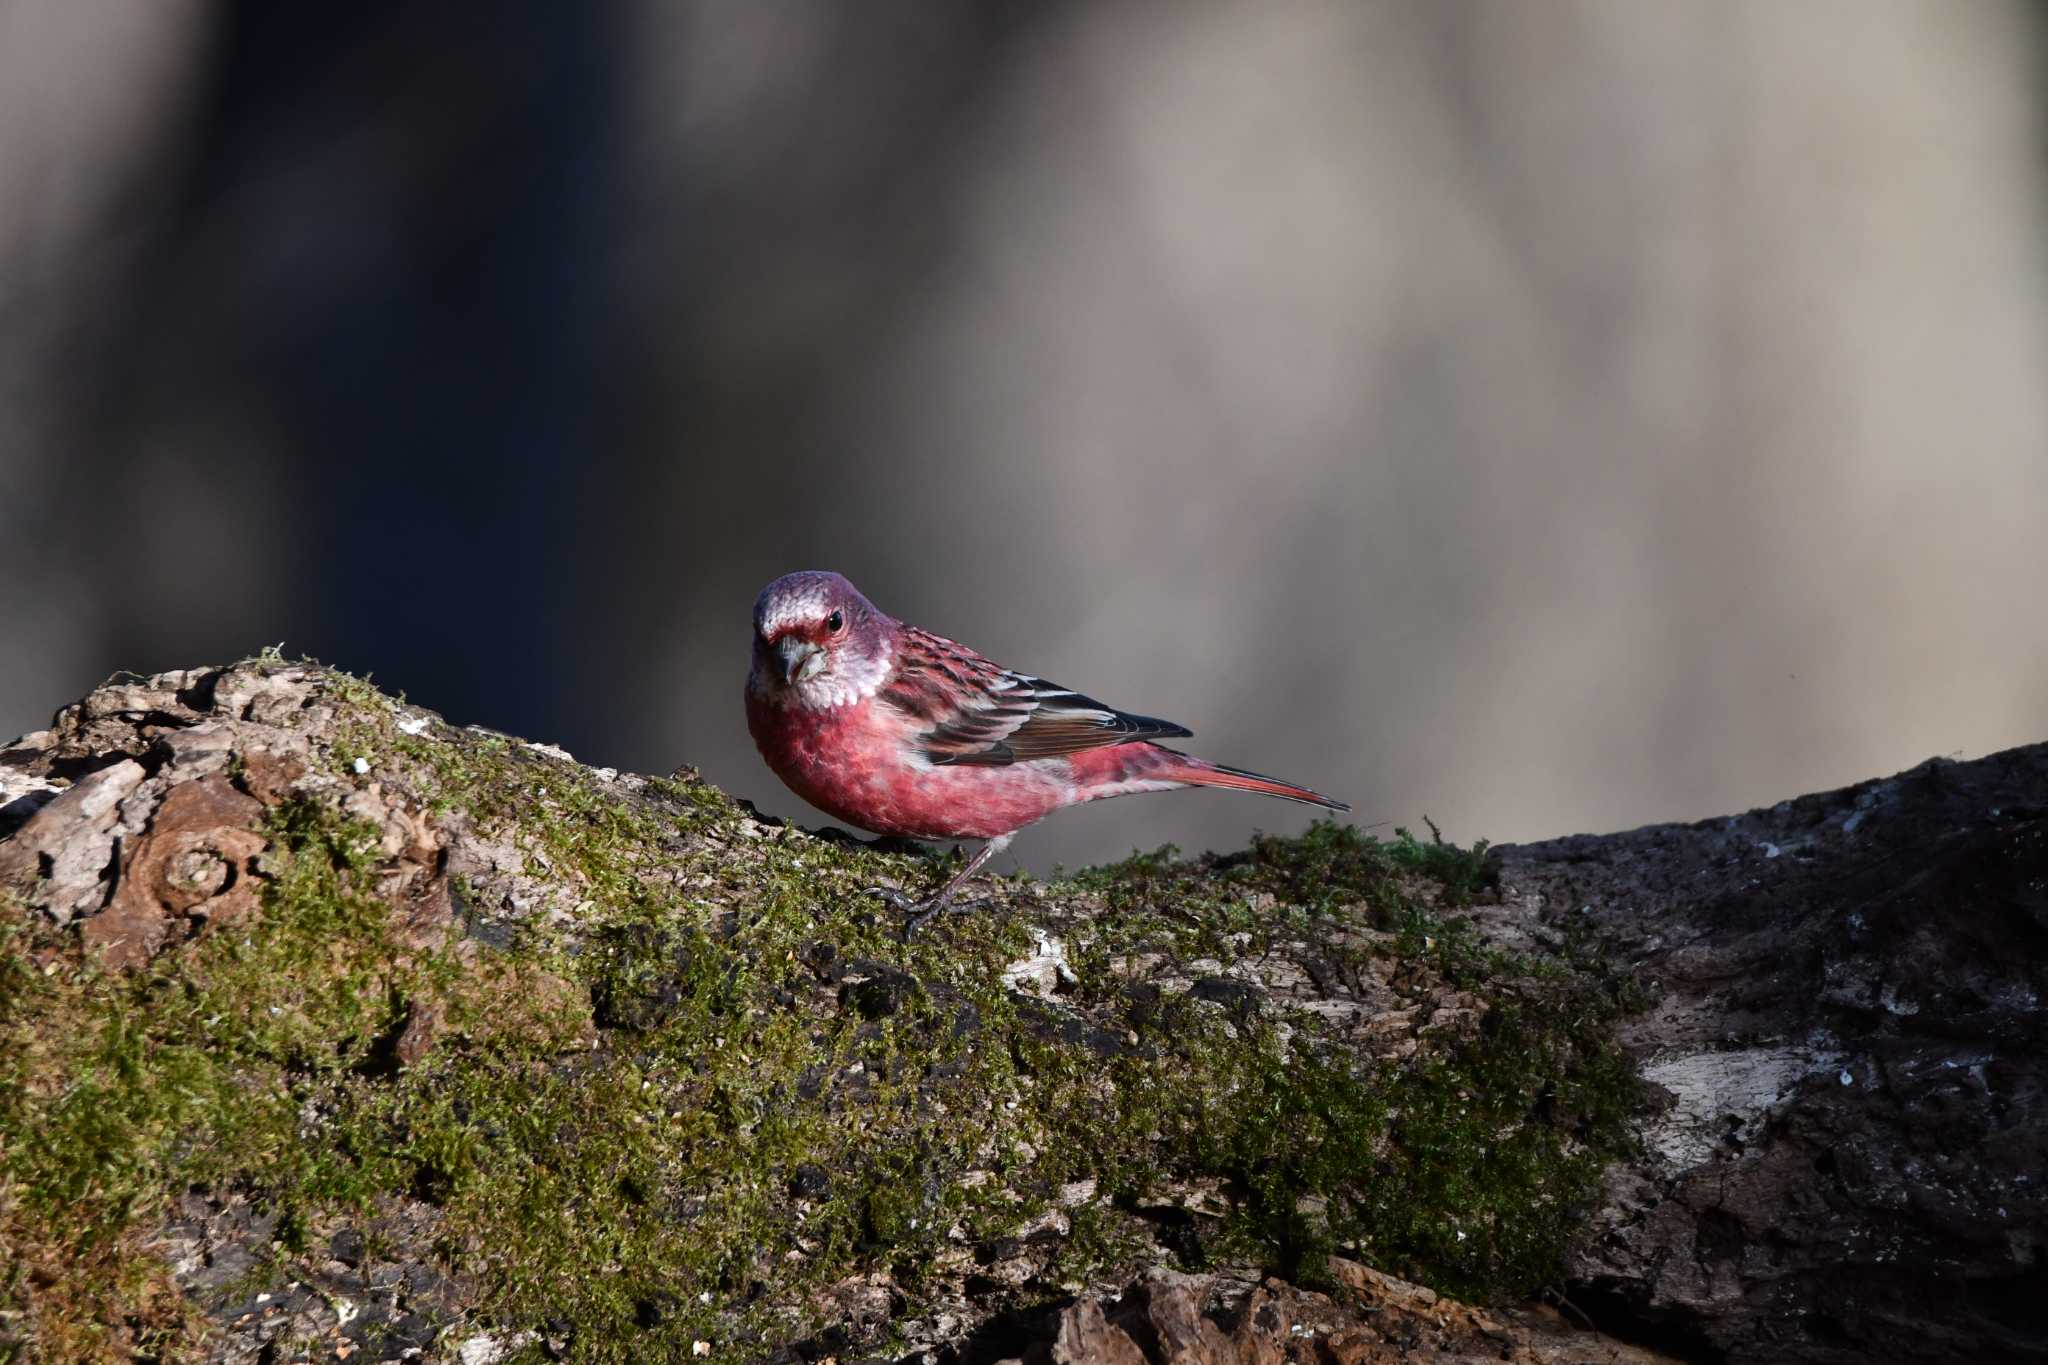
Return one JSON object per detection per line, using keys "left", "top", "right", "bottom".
{"left": 4, "top": 0, "right": 2046, "bottom": 873}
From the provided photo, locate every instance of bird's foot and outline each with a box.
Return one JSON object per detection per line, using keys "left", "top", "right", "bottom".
{"left": 904, "top": 897, "right": 996, "bottom": 937}
{"left": 864, "top": 886, "right": 991, "bottom": 938}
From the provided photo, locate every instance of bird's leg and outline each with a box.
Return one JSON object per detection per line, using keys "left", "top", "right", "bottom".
{"left": 906, "top": 840, "right": 1001, "bottom": 932}
{"left": 870, "top": 835, "right": 1011, "bottom": 936}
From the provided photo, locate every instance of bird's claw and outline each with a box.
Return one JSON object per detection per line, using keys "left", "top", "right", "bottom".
{"left": 902, "top": 900, "right": 948, "bottom": 938}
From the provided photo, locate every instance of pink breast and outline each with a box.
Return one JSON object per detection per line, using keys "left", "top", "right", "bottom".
{"left": 746, "top": 693, "right": 1076, "bottom": 840}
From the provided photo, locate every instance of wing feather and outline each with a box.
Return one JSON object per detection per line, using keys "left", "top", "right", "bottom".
{"left": 880, "top": 627, "right": 1191, "bottom": 766}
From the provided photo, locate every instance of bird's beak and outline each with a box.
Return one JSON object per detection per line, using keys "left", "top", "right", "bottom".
{"left": 774, "top": 637, "right": 824, "bottom": 686}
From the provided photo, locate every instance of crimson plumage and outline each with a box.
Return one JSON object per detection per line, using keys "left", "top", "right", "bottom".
{"left": 744, "top": 571, "right": 1347, "bottom": 926}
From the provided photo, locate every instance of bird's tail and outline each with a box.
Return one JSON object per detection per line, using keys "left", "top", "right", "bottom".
{"left": 1153, "top": 749, "right": 1350, "bottom": 812}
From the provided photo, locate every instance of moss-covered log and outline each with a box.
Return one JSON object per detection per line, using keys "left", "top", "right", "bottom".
{"left": 1, "top": 658, "right": 2040, "bottom": 1363}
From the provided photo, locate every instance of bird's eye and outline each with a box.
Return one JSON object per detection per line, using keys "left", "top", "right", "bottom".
{"left": 826, "top": 610, "right": 845, "bottom": 634}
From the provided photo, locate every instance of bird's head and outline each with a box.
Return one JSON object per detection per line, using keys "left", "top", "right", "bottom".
{"left": 749, "top": 571, "right": 894, "bottom": 708}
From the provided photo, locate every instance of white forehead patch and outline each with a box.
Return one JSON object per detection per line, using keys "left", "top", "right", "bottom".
{"left": 758, "top": 584, "right": 833, "bottom": 637}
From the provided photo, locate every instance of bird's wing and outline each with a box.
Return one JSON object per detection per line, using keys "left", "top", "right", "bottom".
{"left": 881, "top": 626, "right": 1192, "bottom": 766}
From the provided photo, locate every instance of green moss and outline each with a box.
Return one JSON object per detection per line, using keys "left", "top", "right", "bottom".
{"left": 0, "top": 663, "right": 1641, "bottom": 1362}
{"left": 1383, "top": 817, "right": 1498, "bottom": 907}
{"left": 0, "top": 805, "right": 421, "bottom": 1361}
{"left": 999, "top": 966, "right": 1636, "bottom": 1303}
{"left": 1000, "top": 819, "right": 1635, "bottom": 1301}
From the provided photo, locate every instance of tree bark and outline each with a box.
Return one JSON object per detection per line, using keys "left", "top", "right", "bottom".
{"left": 1498, "top": 747, "right": 2048, "bottom": 1363}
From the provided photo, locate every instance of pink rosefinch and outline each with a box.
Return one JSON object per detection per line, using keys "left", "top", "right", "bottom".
{"left": 745, "top": 571, "right": 1348, "bottom": 931}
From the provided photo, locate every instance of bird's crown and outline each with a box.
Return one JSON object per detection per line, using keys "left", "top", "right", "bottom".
{"left": 754, "top": 570, "right": 877, "bottom": 640}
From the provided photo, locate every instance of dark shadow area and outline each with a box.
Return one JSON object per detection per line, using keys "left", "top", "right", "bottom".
{"left": 71, "top": 0, "right": 630, "bottom": 748}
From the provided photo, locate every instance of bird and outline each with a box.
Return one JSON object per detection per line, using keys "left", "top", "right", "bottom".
{"left": 744, "top": 570, "right": 1349, "bottom": 933}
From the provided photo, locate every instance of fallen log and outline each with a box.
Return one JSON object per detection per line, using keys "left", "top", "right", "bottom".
{"left": 0, "top": 658, "right": 2038, "bottom": 1363}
